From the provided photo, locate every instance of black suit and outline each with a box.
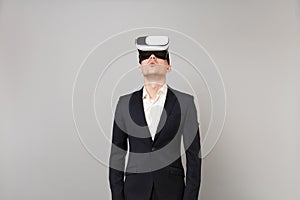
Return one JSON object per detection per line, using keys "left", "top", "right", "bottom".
{"left": 109, "top": 85, "right": 201, "bottom": 200}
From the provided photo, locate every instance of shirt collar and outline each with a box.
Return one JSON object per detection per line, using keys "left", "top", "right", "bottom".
{"left": 143, "top": 84, "right": 168, "bottom": 100}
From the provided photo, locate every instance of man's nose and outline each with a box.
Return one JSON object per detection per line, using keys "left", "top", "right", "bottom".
{"left": 149, "top": 54, "right": 157, "bottom": 60}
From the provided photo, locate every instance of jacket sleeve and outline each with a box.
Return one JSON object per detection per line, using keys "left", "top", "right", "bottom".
{"left": 109, "top": 98, "right": 128, "bottom": 200}
{"left": 182, "top": 96, "right": 202, "bottom": 200}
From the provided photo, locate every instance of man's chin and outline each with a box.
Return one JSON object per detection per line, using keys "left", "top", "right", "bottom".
{"left": 143, "top": 72, "right": 165, "bottom": 78}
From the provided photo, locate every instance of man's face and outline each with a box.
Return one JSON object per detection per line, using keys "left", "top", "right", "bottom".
{"left": 139, "top": 53, "right": 171, "bottom": 78}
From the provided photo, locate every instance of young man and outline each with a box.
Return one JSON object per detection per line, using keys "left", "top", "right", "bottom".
{"left": 109, "top": 36, "right": 201, "bottom": 200}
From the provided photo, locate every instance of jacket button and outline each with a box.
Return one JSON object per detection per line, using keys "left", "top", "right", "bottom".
{"left": 152, "top": 147, "right": 156, "bottom": 151}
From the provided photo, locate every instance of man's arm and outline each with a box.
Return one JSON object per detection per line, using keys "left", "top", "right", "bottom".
{"left": 109, "top": 98, "right": 128, "bottom": 200}
{"left": 182, "top": 96, "right": 201, "bottom": 200}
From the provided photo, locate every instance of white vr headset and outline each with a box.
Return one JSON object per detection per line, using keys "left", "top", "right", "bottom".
{"left": 135, "top": 35, "right": 170, "bottom": 51}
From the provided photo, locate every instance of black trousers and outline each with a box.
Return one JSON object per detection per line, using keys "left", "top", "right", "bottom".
{"left": 150, "top": 184, "right": 158, "bottom": 200}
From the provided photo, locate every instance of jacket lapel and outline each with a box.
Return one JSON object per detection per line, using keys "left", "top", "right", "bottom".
{"left": 129, "top": 87, "right": 152, "bottom": 139}
{"left": 129, "top": 85, "right": 177, "bottom": 145}
{"left": 152, "top": 85, "right": 177, "bottom": 145}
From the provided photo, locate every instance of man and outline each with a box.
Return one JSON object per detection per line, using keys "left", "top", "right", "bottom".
{"left": 109, "top": 36, "right": 201, "bottom": 200}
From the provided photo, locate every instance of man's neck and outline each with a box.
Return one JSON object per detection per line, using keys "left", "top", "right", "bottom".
{"left": 144, "top": 82, "right": 166, "bottom": 100}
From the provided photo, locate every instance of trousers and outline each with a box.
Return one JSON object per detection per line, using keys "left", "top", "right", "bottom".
{"left": 150, "top": 184, "right": 158, "bottom": 200}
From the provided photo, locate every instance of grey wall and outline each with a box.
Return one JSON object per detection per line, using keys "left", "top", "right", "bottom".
{"left": 1, "top": 0, "right": 300, "bottom": 199}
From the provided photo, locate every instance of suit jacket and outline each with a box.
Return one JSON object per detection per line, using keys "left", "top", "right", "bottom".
{"left": 109, "top": 85, "right": 201, "bottom": 200}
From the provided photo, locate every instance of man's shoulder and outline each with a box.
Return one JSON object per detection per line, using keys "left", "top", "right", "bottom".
{"left": 168, "top": 86, "right": 194, "bottom": 101}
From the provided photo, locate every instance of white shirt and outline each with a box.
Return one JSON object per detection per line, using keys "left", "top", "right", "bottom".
{"left": 142, "top": 84, "right": 168, "bottom": 141}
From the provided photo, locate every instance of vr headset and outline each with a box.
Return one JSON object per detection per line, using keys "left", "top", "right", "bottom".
{"left": 135, "top": 36, "right": 170, "bottom": 64}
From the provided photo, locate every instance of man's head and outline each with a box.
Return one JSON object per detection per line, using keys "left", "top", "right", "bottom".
{"left": 135, "top": 36, "right": 172, "bottom": 81}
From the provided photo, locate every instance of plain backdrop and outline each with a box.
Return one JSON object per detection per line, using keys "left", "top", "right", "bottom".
{"left": 1, "top": 0, "right": 300, "bottom": 200}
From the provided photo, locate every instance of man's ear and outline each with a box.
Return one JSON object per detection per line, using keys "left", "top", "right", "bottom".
{"left": 167, "top": 65, "right": 172, "bottom": 72}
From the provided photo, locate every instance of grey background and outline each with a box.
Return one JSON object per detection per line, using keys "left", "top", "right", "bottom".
{"left": 1, "top": 0, "right": 300, "bottom": 199}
